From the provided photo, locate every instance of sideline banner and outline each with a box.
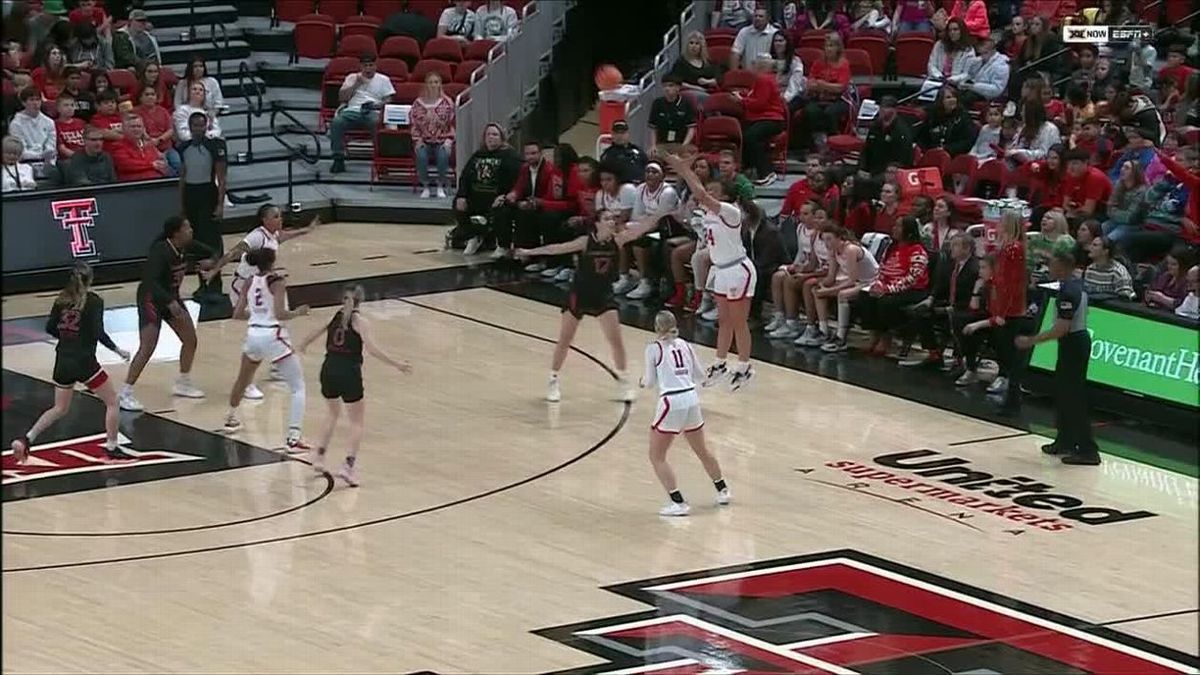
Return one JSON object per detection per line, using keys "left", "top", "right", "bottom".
{"left": 2, "top": 179, "right": 179, "bottom": 275}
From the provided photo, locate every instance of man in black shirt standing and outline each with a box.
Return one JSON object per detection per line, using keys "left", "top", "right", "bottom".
{"left": 1016, "top": 250, "right": 1101, "bottom": 465}
{"left": 179, "top": 111, "right": 228, "bottom": 301}
{"left": 600, "top": 120, "right": 648, "bottom": 184}
{"left": 647, "top": 74, "right": 697, "bottom": 159}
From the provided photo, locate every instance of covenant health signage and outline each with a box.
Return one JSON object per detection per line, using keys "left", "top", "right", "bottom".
{"left": 1030, "top": 304, "right": 1200, "bottom": 410}
{"left": 2, "top": 179, "right": 179, "bottom": 275}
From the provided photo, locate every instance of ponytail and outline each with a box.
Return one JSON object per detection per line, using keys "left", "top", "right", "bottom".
{"left": 56, "top": 262, "right": 93, "bottom": 311}
{"left": 340, "top": 283, "right": 365, "bottom": 329}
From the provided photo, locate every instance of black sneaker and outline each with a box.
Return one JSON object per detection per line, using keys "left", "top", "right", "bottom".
{"left": 105, "top": 446, "right": 138, "bottom": 462}
{"left": 728, "top": 366, "right": 754, "bottom": 392}
{"left": 1041, "top": 443, "right": 1066, "bottom": 456}
{"left": 330, "top": 157, "right": 347, "bottom": 174}
{"left": 1061, "top": 453, "right": 1101, "bottom": 466}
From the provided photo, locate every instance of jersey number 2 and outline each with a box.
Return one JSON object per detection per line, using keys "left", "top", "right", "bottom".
{"left": 253, "top": 288, "right": 264, "bottom": 306}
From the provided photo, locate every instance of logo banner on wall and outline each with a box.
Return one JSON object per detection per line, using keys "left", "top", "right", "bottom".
{"left": 2, "top": 180, "right": 180, "bottom": 275}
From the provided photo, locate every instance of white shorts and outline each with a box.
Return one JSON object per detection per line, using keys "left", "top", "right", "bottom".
{"left": 651, "top": 389, "right": 704, "bottom": 434}
{"left": 243, "top": 326, "right": 293, "bottom": 364}
{"left": 707, "top": 259, "right": 757, "bottom": 301}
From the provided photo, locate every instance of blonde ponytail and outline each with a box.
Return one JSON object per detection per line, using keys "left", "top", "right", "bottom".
{"left": 340, "top": 283, "right": 365, "bottom": 330}
{"left": 653, "top": 310, "right": 679, "bottom": 340}
{"left": 56, "top": 262, "right": 93, "bottom": 311}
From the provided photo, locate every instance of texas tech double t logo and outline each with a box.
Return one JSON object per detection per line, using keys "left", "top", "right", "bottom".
{"left": 50, "top": 197, "right": 99, "bottom": 258}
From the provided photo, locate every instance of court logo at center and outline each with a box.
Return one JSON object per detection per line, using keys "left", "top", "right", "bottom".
{"left": 535, "top": 550, "right": 1198, "bottom": 674}
{"left": 796, "top": 449, "right": 1156, "bottom": 535}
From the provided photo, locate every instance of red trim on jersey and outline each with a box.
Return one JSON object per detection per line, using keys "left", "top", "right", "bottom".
{"left": 142, "top": 291, "right": 158, "bottom": 322}
{"left": 651, "top": 396, "right": 672, "bottom": 433}
{"left": 734, "top": 261, "right": 753, "bottom": 300}
{"left": 271, "top": 327, "right": 295, "bottom": 364}
{"left": 684, "top": 422, "right": 704, "bottom": 433}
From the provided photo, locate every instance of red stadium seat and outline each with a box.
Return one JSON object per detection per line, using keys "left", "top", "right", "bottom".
{"left": 422, "top": 37, "right": 464, "bottom": 63}
{"left": 704, "top": 33, "right": 734, "bottom": 48}
{"left": 376, "top": 57, "right": 410, "bottom": 80}
{"left": 319, "top": 56, "right": 359, "bottom": 131}
{"left": 340, "top": 15, "right": 380, "bottom": 40}
{"left": 945, "top": 154, "right": 978, "bottom": 195}
{"left": 846, "top": 33, "right": 888, "bottom": 75}
{"left": 106, "top": 68, "right": 138, "bottom": 96}
{"left": 701, "top": 92, "right": 743, "bottom": 119}
{"left": 274, "top": 0, "right": 314, "bottom": 24}
{"left": 391, "top": 82, "right": 423, "bottom": 104}
{"left": 720, "top": 68, "right": 755, "bottom": 92}
{"left": 465, "top": 39, "right": 498, "bottom": 62}
{"left": 318, "top": 0, "right": 358, "bottom": 23}
{"left": 454, "top": 59, "right": 484, "bottom": 84}
{"left": 407, "top": 0, "right": 445, "bottom": 21}
{"left": 968, "top": 159, "right": 1008, "bottom": 197}
{"left": 797, "top": 30, "right": 829, "bottom": 51}
{"left": 362, "top": 0, "right": 402, "bottom": 19}
{"left": 444, "top": 82, "right": 468, "bottom": 102}
{"left": 380, "top": 35, "right": 422, "bottom": 67}
{"left": 768, "top": 129, "right": 788, "bottom": 175}
{"left": 294, "top": 15, "right": 336, "bottom": 61}
{"left": 917, "top": 147, "right": 952, "bottom": 174}
{"left": 895, "top": 34, "right": 935, "bottom": 78}
{"left": 797, "top": 47, "right": 822, "bottom": 72}
{"left": 845, "top": 48, "right": 873, "bottom": 77}
{"left": 708, "top": 45, "right": 733, "bottom": 67}
{"left": 697, "top": 116, "right": 742, "bottom": 155}
{"left": 337, "top": 34, "right": 378, "bottom": 59}
{"left": 410, "top": 59, "right": 453, "bottom": 83}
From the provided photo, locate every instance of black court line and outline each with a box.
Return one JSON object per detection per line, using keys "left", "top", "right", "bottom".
{"left": 1098, "top": 608, "right": 1200, "bottom": 627}
{"left": 2, "top": 298, "right": 629, "bottom": 573}
{"left": 947, "top": 431, "right": 1035, "bottom": 447}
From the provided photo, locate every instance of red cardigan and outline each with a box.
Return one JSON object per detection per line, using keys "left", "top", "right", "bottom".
{"left": 988, "top": 239, "right": 1027, "bottom": 323}
{"left": 743, "top": 73, "right": 786, "bottom": 123}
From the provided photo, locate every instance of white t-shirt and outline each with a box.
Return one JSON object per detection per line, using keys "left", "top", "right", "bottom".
{"left": 438, "top": 7, "right": 476, "bottom": 38}
{"left": 643, "top": 337, "right": 703, "bottom": 394}
{"left": 632, "top": 182, "right": 680, "bottom": 219}
{"left": 1176, "top": 293, "right": 1199, "bottom": 320}
{"left": 342, "top": 73, "right": 396, "bottom": 110}
{"left": 596, "top": 183, "right": 637, "bottom": 214}
{"left": 701, "top": 201, "right": 746, "bottom": 266}
{"left": 473, "top": 3, "right": 519, "bottom": 41}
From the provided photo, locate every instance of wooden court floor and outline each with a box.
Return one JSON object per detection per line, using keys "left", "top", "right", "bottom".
{"left": 2, "top": 224, "right": 1197, "bottom": 674}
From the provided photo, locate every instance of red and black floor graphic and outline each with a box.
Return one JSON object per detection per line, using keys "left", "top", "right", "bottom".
{"left": 535, "top": 550, "right": 1198, "bottom": 674}
{"left": 2, "top": 370, "right": 285, "bottom": 501}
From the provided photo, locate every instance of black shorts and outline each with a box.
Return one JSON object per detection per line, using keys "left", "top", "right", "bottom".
{"left": 320, "top": 359, "right": 364, "bottom": 403}
{"left": 52, "top": 353, "right": 107, "bottom": 390}
{"left": 563, "top": 290, "right": 618, "bottom": 320}
{"left": 136, "top": 285, "right": 177, "bottom": 329}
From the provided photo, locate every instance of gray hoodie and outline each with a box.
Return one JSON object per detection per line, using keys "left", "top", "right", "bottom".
{"left": 966, "top": 51, "right": 1010, "bottom": 101}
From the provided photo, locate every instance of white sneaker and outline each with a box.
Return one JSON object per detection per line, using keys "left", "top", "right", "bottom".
{"left": 546, "top": 378, "right": 562, "bottom": 402}
{"left": 172, "top": 379, "right": 205, "bottom": 399}
{"left": 420, "top": 187, "right": 431, "bottom": 199}
{"left": 337, "top": 462, "right": 360, "bottom": 487}
{"left": 617, "top": 378, "right": 636, "bottom": 402}
{"left": 612, "top": 275, "right": 636, "bottom": 295}
{"left": 700, "top": 306, "right": 719, "bottom": 322}
{"left": 463, "top": 236, "right": 483, "bottom": 256}
{"left": 626, "top": 279, "right": 654, "bottom": 299}
{"left": 553, "top": 267, "right": 573, "bottom": 282}
{"left": 118, "top": 391, "right": 144, "bottom": 412}
{"left": 795, "top": 325, "right": 824, "bottom": 347}
{"left": 659, "top": 501, "right": 691, "bottom": 517}
{"left": 490, "top": 247, "right": 509, "bottom": 260}
{"left": 987, "top": 376, "right": 1008, "bottom": 395}
{"left": 524, "top": 262, "right": 546, "bottom": 273}
{"left": 764, "top": 313, "right": 785, "bottom": 332}
{"left": 715, "top": 488, "right": 731, "bottom": 505}
{"left": 540, "top": 266, "right": 562, "bottom": 279}
{"left": 768, "top": 321, "right": 800, "bottom": 339}
{"left": 436, "top": 186, "right": 447, "bottom": 199}
{"left": 223, "top": 412, "right": 241, "bottom": 433}
{"left": 697, "top": 294, "right": 715, "bottom": 316}
{"left": 243, "top": 383, "right": 264, "bottom": 400}
{"left": 955, "top": 370, "right": 978, "bottom": 386}
{"left": 702, "top": 362, "right": 728, "bottom": 387}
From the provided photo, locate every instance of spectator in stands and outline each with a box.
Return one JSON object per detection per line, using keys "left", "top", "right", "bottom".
{"left": 1153, "top": 145, "right": 1199, "bottom": 238}
{"left": 59, "top": 124, "right": 115, "bottom": 185}
{"left": 60, "top": 67, "right": 94, "bottom": 120}
{"left": 1027, "top": 144, "right": 1066, "bottom": 220}
{"left": 854, "top": 215, "right": 930, "bottom": 356}
{"left": 968, "top": 103, "right": 1003, "bottom": 161}
{"left": 1180, "top": 72, "right": 1200, "bottom": 128}
{"left": 410, "top": 71, "right": 455, "bottom": 199}
{"left": 31, "top": 44, "right": 66, "bottom": 101}
{"left": 2, "top": 135, "right": 35, "bottom": 191}
{"left": 112, "top": 9, "right": 160, "bottom": 69}
{"left": 1160, "top": 44, "right": 1196, "bottom": 94}
{"left": 973, "top": 208, "right": 1028, "bottom": 410}
{"left": 892, "top": 0, "right": 932, "bottom": 33}
{"left": 66, "top": 21, "right": 113, "bottom": 72}
{"left": 9, "top": 86, "right": 55, "bottom": 169}
{"left": 173, "top": 81, "right": 222, "bottom": 142}
{"left": 69, "top": 0, "right": 109, "bottom": 26}
{"left": 924, "top": 196, "right": 964, "bottom": 253}
{"left": 1084, "top": 236, "right": 1136, "bottom": 300}
{"left": 1014, "top": 15, "right": 1063, "bottom": 94}
{"left": 858, "top": 96, "right": 913, "bottom": 177}
{"left": 736, "top": 55, "right": 786, "bottom": 186}
{"left": 918, "top": 85, "right": 977, "bottom": 157}
{"left": 137, "top": 61, "right": 171, "bottom": 111}
{"left": 782, "top": 155, "right": 829, "bottom": 217}
{"left": 812, "top": 225, "right": 879, "bottom": 353}
{"left": 1145, "top": 246, "right": 1194, "bottom": 312}
{"left": 961, "top": 37, "right": 1008, "bottom": 107}
{"left": 1175, "top": 265, "right": 1199, "bottom": 320}
{"left": 1112, "top": 87, "right": 1166, "bottom": 147}
{"left": 768, "top": 32, "right": 805, "bottom": 114}
{"left": 647, "top": 74, "right": 696, "bottom": 159}
{"left": 849, "top": 0, "right": 891, "bottom": 33}
{"left": 599, "top": 120, "right": 648, "bottom": 184}
{"left": 1071, "top": 116, "right": 1112, "bottom": 168}
{"left": 135, "top": 85, "right": 178, "bottom": 171}
{"left": 926, "top": 18, "right": 973, "bottom": 91}
{"left": 174, "top": 57, "right": 222, "bottom": 113}
{"left": 474, "top": 0, "right": 519, "bottom": 42}
{"left": 953, "top": 252, "right": 993, "bottom": 385}
{"left": 438, "top": 0, "right": 477, "bottom": 42}
{"left": 90, "top": 89, "right": 124, "bottom": 150}
{"left": 1107, "top": 126, "right": 1155, "bottom": 183}
{"left": 54, "top": 93, "right": 84, "bottom": 161}
{"left": 791, "top": 0, "right": 849, "bottom": 41}
{"left": 800, "top": 33, "right": 850, "bottom": 150}
{"left": 453, "top": 122, "right": 519, "bottom": 257}
{"left": 1102, "top": 159, "right": 1149, "bottom": 240}
{"left": 111, "top": 114, "right": 169, "bottom": 181}
{"left": 715, "top": 149, "right": 755, "bottom": 201}
{"left": 998, "top": 14, "right": 1026, "bottom": 59}
{"left": 1007, "top": 102, "right": 1060, "bottom": 165}
{"left": 88, "top": 69, "right": 112, "bottom": 98}
{"left": 1026, "top": 208, "right": 1075, "bottom": 284}
{"left": 671, "top": 32, "right": 720, "bottom": 103}
{"left": 1061, "top": 147, "right": 1112, "bottom": 223}
{"left": 948, "top": 0, "right": 988, "bottom": 40}
{"left": 730, "top": 6, "right": 776, "bottom": 70}
{"left": 329, "top": 54, "right": 394, "bottom": 174}
{"left": 901, "top": 231, "right": 979, "bottom": 368}
{"left": 712, "top": 0, "right": 755, "bottom": 30}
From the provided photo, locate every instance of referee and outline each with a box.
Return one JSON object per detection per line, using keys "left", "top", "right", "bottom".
{"left": 1015, "top": 250, "right": 1101, "bottom": 466}
{"left": 179, "top": 111, "right": 228, "bottom": 301}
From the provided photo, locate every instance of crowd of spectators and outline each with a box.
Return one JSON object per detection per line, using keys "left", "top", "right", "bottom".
{"left": 3, "top": 0, "right": 228, "bottom": 192}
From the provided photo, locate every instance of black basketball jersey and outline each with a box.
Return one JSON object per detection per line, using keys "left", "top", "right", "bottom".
{"left": 142, "top": 239, "right": 188, "bottom": 304}
{"left": 573, "top": 234, "right": 619, "bottom": 297}
{"left": 325, "top": 310, "right": 364, "bottom": 363}
{"left": 46, "top": 292, "right": 117, "bottom": 358}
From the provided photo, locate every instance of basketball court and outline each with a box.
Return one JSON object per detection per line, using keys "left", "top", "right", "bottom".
{"left": 3, "top": 224, "right": 1197, "bottom": 674}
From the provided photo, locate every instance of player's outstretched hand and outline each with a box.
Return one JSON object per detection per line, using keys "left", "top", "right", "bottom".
{"left": 396, "top": 360, "right": 413, "bottom": 374}
{"left": 116, "top": 347, "right": 131, "bottom": 362}
{"left": 513, "top": 248, "right": 531, "bottom": 260}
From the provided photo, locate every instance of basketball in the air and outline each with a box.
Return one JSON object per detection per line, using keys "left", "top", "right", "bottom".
{"left": 594, "top": 64, "right": 623, "bottom": 91}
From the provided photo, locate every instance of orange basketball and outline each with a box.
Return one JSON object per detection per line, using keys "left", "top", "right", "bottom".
{"left": 594, "top": 64, "right": 623, "bottom": 91}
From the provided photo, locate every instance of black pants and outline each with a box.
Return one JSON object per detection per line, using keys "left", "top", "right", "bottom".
{"left": 183, "top": 182, "right": 221, "bottom": 291}
{"left": 993, "top": 315, "right": 1034, "bottom": 409}
{"left": 855, "top": 289, "right": 930, "bottom": 333}
{"left": 451, "top": 193, "right": 500, "bottom": 246}
{"left": 1052, "top": 332, "right": 1100, "bottom": 455}
{"left": 741, "top": 119, "right": 785, "bottom": 178}
{"left": 512, "top": 208, "right": 572, "bottom": 264}
{"left": 905, "top": 302, "right": 953, "bottom": 352}
{"left": 951, "top": 309, "right": 990, "bottom": 369}
{"left": 802, "top": 99, "right": 849, "bottom": 143}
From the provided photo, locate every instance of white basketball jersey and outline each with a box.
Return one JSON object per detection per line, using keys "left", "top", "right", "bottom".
{"left": 632, "top": 183, "right": 680, "bottom": 219}
{"left": 839, "top": 243, "right": 879, "bottom": 281}
{"left": 702, "top": 201, "right": 746, "bottom": 267}
{"left": 246, "top": 274, "right": 280, "bottom": 326}
{"left": 643, "top": 337, "right": 702, "bottom": 394}
{"left": 235, "top": 227, "right": 279, "bottom": 279}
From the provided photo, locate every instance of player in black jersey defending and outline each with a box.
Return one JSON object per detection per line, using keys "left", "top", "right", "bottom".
{"left": 118, "top": 216, "right": 218, "bottom": 412}
{"left": 298, "top": 284, "right": 411, "bottom": 487}
{"left": 10, "top": 263, "right": 132, "bottom": 463}
{"left": 515, "top": 210, "right": 635, "bottom": 403}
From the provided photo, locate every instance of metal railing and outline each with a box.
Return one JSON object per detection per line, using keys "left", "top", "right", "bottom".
{"left": 237, "top": 61, "right": 262, "bottom": 162}
{"left": 210, "top": 20, "right": 230, "bottom": 77}
{"left": 270, "top": 107, "right": 322, "bottom": 209}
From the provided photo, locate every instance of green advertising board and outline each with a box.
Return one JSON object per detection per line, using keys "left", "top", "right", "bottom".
{"left": 1029, "top": 305, "right": 1200, "bottom": 409}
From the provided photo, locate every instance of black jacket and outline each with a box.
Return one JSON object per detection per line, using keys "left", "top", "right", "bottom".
{"left": 456, "top": 146, "right": 520, "bottom": 202}
{"left": 599, "top": 142, "right": 649, "bottom": 184}
{"left": 59, "top": 151, "right": 117, "bottom": 186}
{"left": 932, "top": 254, "right": 980, "bottom": 310}
{"left": 918, "top": 107, "right": 978, "bottom": 157}
{"left": 859, "top": 117, "right": 914, "bottom": 176}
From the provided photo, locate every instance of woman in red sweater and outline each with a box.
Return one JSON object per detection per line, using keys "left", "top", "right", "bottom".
{"left": 854, "top": 215, "right": 931, "bottom": 356}
{"left": 801, "top": 33, "right": 851, "bottom": 150}
{"left": 737, "top": 56, "right": 786, "bottom": 187}
{"left": 965, "top": 207, "right": 1028, "bottom": 411}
